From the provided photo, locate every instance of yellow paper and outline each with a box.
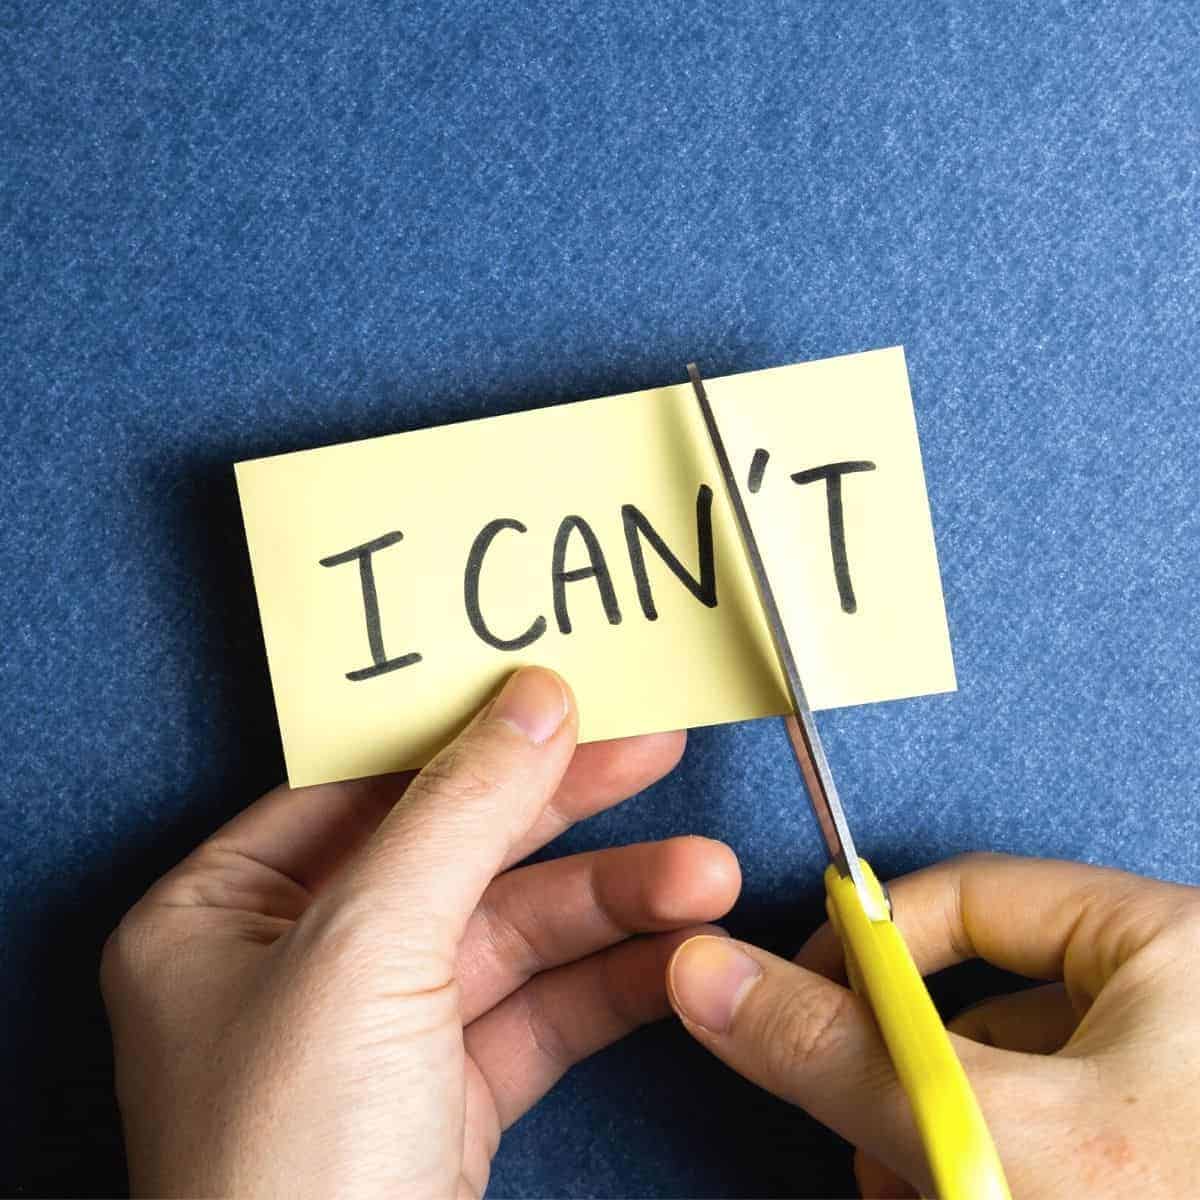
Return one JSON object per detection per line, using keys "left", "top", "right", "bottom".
{"left": 236, "top": 347, "right": 955, "bottom": 787}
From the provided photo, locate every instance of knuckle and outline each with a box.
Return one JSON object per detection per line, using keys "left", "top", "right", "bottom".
{"left": 523, "top": 986, "right": 574, "bottom": 1069}
{"left": 99, "top": 905, "right": 164, "bottom": 997}
{"left": 1142, "top": 903, "right": 1200, "bottom": 963}
{"left": 473, "top": 890, "right": 541, "bottom": 977}
{"left": 296, "top": 893, "right": 455, "bottom": 994}
{"left": 187, "top": 842, "right": 310, "bottom": 916}
{"left": 756, "top": 984, "right": 856, "bottom": 1079}
{"left": 411, "top": 732, "right": 504, "bottom": 809}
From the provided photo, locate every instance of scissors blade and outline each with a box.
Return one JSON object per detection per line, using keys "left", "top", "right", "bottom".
{"left": 686, "top": 363, "right": 883, "bottom": 918}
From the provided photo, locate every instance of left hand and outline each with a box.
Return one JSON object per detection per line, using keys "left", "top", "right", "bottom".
{"left": 102, "top": 667, "right": 740, "bottom": 1198}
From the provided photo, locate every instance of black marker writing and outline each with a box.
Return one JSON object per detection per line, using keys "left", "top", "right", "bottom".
{"left": 622, "top": 484, "right": 717, "bottom": 621}
{"left": 551, "top": 515, "right": 622, "bottom": 634}
{"left": 790, "top": 460, "right": 877, "bottom": 614}
{"left": 464, "top": 518, "right": 548, "bottom": 651}
{"left": 326, "top": 450, "right": 878, "bottom": 682}
{"left": 747, "top": 448, "right": 769, "bottom": 494}
{"left": 319, "top": 531, "right": 423, "bottom": 680}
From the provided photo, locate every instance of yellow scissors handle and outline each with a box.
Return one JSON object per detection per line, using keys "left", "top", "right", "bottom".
{"left": 824, "top": 860, "right": 1012, "bottom": 1200}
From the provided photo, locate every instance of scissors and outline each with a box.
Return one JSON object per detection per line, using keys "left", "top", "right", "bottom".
{"left": 687, "top": 363, "right": 1012, "bottom": 1200}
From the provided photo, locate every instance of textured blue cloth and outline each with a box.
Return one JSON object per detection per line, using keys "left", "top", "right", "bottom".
{"left": 3, "top": 2, "right": 1199, "bottom": 1196}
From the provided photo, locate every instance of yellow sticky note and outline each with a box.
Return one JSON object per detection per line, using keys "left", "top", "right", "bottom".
{"left": 236, "top": 346, "right": 955, "bottom": 787}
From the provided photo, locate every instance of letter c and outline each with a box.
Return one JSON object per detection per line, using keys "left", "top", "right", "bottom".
{"left": 464, "top": 518, "right": 547, "bottom": 651}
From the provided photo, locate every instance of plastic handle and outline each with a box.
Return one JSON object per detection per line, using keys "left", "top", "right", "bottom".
{"left": 824, "top": 860, "right": 1012, "bottom": 1200}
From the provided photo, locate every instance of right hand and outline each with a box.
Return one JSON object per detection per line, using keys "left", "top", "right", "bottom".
{"left": 666, "top": 852, "right": 1200, "bottom": 1198}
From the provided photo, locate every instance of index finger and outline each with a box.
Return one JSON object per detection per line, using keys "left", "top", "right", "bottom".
{"left": 146, "top": 728, "right": 685, "bottom": 916}
{"left": 859, "top": 853, "right": 1193, "bottom": 1002}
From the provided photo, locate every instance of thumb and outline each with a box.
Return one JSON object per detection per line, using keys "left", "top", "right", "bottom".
{"left": 667, "top": 934, "right": 934, "bottom": 1190}
{"left": 313, "top": 667, "right": 577, "bottom": 961}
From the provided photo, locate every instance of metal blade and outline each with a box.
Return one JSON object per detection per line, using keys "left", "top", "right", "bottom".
{"left": 686, "top": 362, "right": 882, "bottom": 918}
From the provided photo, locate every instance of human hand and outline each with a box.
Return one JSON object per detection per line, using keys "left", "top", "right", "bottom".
{"left": 101, "top": 667, "right": 740, "bottom": 1199}
{"left": 666, "top": 852, "right": 1200, "bottom": 1197}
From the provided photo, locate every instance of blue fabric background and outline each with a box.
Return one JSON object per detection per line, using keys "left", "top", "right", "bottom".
{"left": 3, "top": 2, "right": 1198, "bottom": 1196}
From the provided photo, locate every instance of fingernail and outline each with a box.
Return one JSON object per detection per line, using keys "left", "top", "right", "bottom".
{"left": 669, "top": 935, "right": 762, "bottom": 1034}
{"left": 490, "top": 668, "right": 569, "bottom": 745}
